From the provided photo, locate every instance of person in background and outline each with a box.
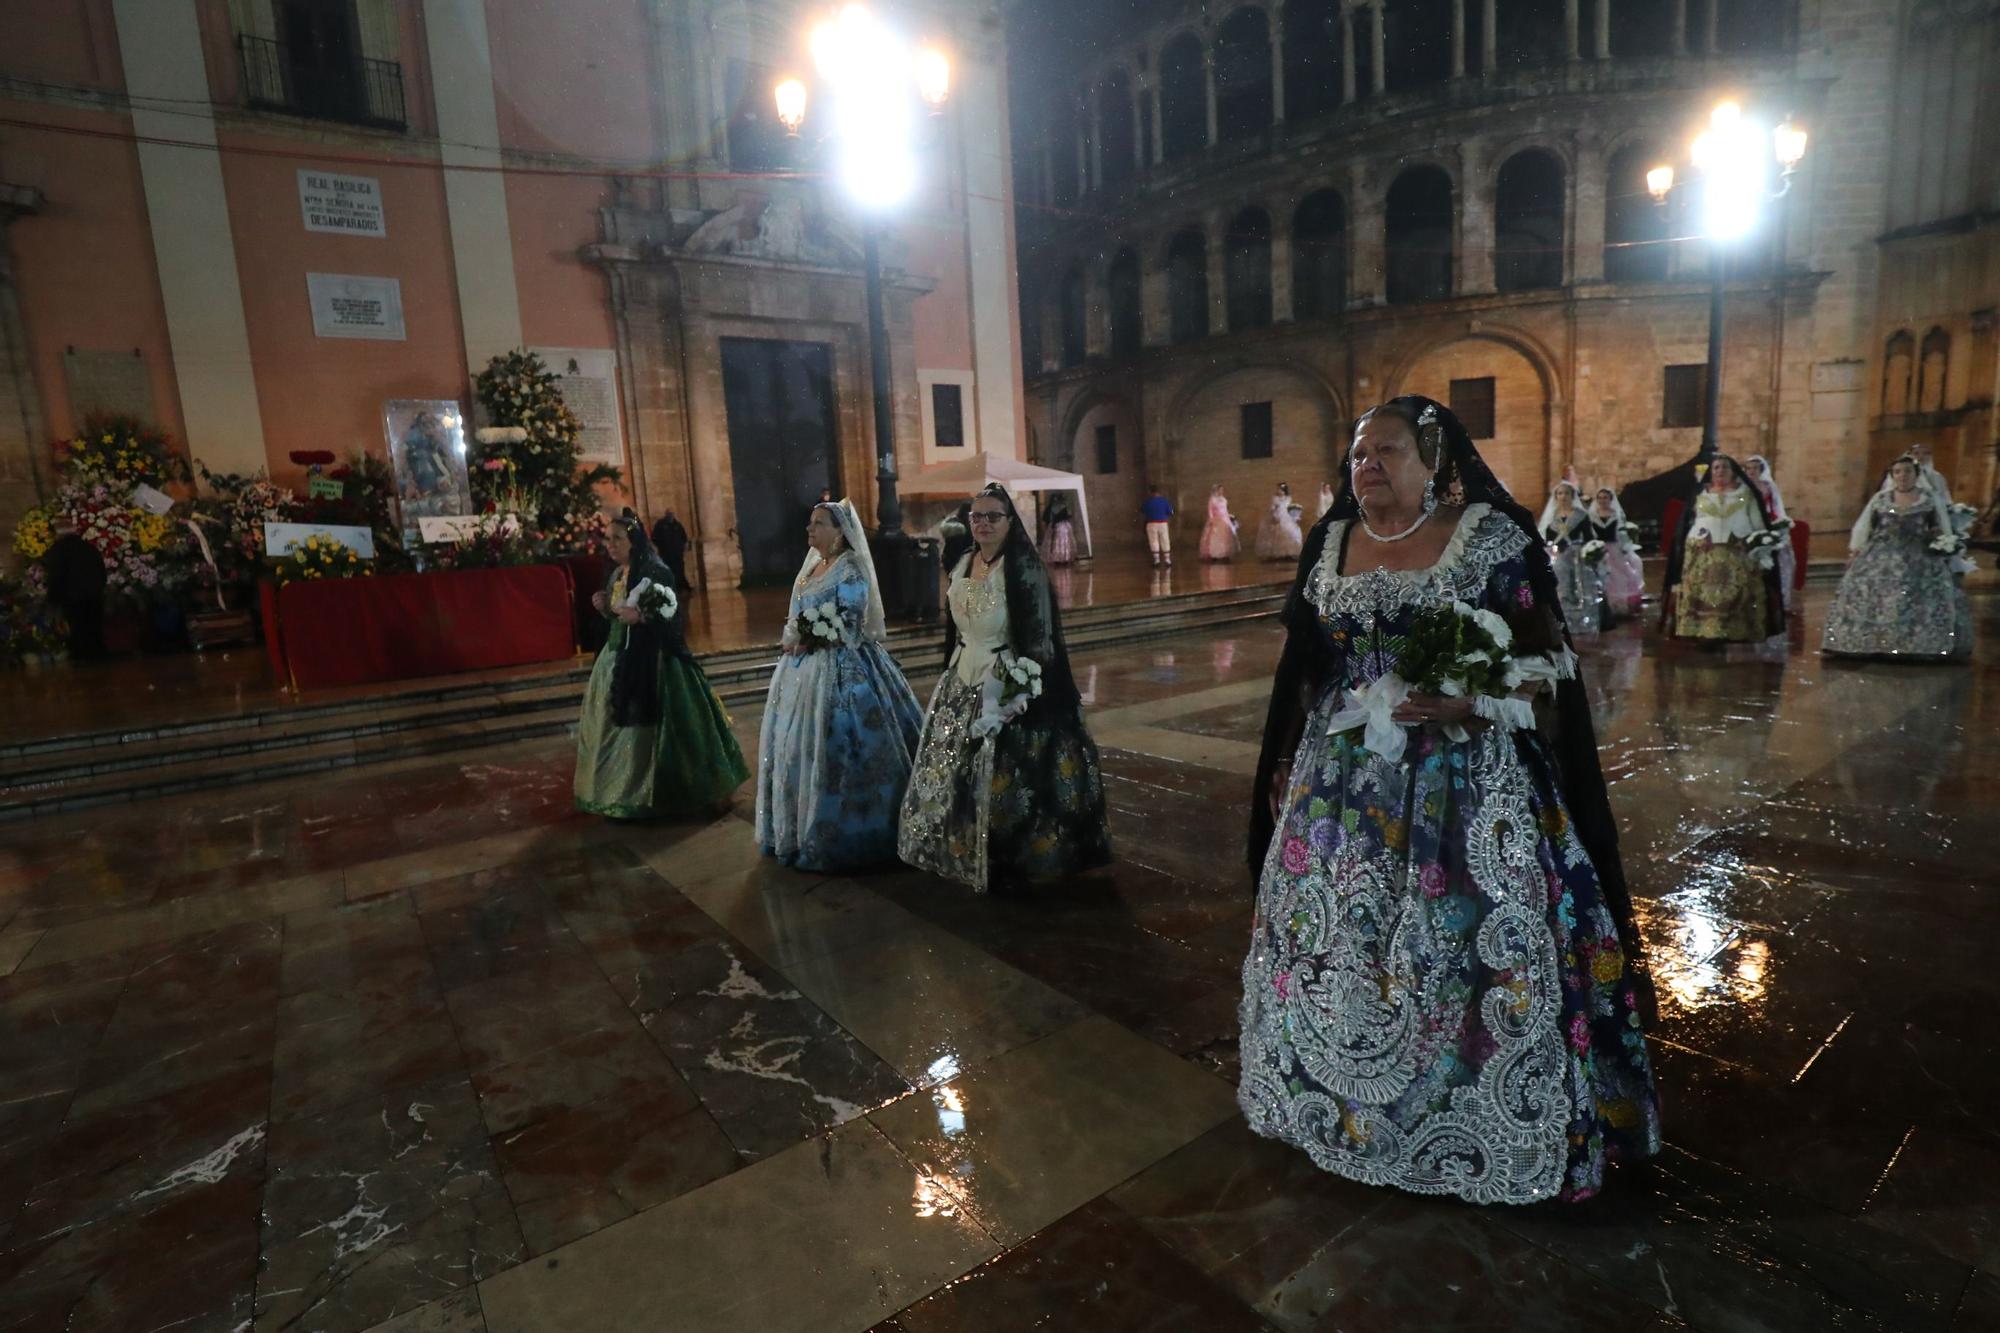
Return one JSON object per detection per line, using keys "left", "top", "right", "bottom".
{"left": 1041, "top": 497, "right": 1078, "bottom": 566}
{"left": 1255, "top": 483, "right": 1305, "bottom": 561}
{"left": 649, "top": 508, "right": 690, "bottom": 591}
{"left": 42, "top": 518, "right": 107, "bottom": 661}
{"left": 1142, "top": 486, "right": 1175, "bottom": 567}
{"left": 1200, "top": 484, "right": 1239, "bottom": 562}
{"left": 1316, "top": 481, "right": 1335, "bottom": 518}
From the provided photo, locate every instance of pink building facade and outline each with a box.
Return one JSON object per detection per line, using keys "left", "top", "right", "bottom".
{"left": 0, "top": 0, "right": 1024, "bottom": 587}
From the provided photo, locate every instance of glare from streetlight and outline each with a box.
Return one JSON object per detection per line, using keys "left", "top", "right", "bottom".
{"left": 1773, "top": 120, "right": 1808, "bottom": 170}
{"left": 916, "top": 47, "right": 951, "bottom": 111}
{"left": 1693, "top": 98, "right": 1774, "bottom": 241}
{"left": 1646, "top": 164, "right": 1675, "bottom": 203}
{"left": 774, "top": 77, "right": 808, "bottom": 135}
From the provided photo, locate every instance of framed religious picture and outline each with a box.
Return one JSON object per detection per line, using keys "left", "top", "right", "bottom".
{"left": 382, "top": 400, "right": 471, "bottom": 538}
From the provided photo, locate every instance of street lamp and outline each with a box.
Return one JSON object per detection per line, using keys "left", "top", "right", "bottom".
{"left": 776, "top": 6, "right": 951, "bottom": 552}
{"left": 1650, "top": 99, "right": 1807, "bottom": 463}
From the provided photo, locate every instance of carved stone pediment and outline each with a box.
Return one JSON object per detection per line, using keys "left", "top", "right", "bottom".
{"left": 680, "top": 193, "right": 864, "bottom": 267}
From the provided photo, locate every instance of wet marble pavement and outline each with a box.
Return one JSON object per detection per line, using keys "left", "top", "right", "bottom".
{"left": 1, "top": 580, "right": 1996, "bottom": 1331}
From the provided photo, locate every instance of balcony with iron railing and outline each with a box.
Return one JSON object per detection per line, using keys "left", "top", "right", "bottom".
{"left": 236, "top": 34, "right": 406, "bottom": 131}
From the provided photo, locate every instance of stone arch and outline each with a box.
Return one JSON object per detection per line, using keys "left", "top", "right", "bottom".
{"left": 1385, "top": 326, "right": 1565, "bottom": 500}
{"left": 1057, "top": 385, "right": 1146, "bottom": 544}
{"left": 1162, "top": 356, "right": 1349, "bottom": 512}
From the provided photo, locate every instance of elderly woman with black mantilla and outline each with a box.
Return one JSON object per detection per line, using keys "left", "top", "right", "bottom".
{"left": 897, "top": 483, "right": 1111, "bottom": 892}
{"left": 1240, "top": 396, "right": 1660, "bottom": 1206}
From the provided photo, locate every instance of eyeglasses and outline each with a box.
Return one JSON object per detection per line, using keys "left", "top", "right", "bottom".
{"left": 968, "top": 511, "right": 1009, "bottom": 524}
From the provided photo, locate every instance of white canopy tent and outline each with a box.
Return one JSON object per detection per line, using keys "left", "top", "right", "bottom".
{"left": 899, "top": 454, "right": 1095, "bottom": 557}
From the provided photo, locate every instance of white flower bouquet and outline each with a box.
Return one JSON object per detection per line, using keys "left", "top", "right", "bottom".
{"left": 475, "top": 426, "right": 529, "bottom": 445}
{"left": 793, "top": 600, "right": 844, "bottom": 651}
{"left": 1744, "top": 527, "right": 1785, "bottom": 568}
{"left": 972, "top": 650, "right": 1044, "bottom": 738}
{"left": 1579, "top": 539, "right": 1608, "bottom": 566}
{"left": 1327, "top": 599, "right": 1539, "bottom": 762}
{"left": 1929, "top": 533, "right": 1968, "bottom": 557}
{"left": 624, "top": 576, "right": 678, "bottom": 622}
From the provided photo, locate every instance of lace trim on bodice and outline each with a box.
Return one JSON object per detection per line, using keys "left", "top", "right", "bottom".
{"left": 1306, "top": 504, "right": 1524, "bottom": 621}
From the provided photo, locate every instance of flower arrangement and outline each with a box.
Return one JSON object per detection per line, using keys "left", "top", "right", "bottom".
{"left": 1929, "top": 533, "right": 1968, "bottom": 557}
{"left": 794, "top": 600, "right": 843, "bottom": 650}
{"left": 1579, "top": 540, "right": 1608, "bottom": 566}
{"left": 276, "top": 533, "right": 369, "bottom": 584}
{"left": 0, "top": 572, "right": 64, "bottom": 666}
{"left": 12, "top": 482, "right": 179, "bottom": 600}
{"left": 1744, "top": 528, "right": 1785, "bottom": 567}
{"left": 997, "top": 653, "right": 1044, "bottom": 708}
{"left": 183, "top": 465, "right": 299, "bottom": 607}
{"left": 1326, "top": 600, "right": 1528, "bottom": 762}
{"left": 55, "top": 416, "right": 187, "bottom": 489}
{"left": 470, "top": 350, "right": 621, "bottom": 558}
{"left": 625, "top": 576, "right": 678, "bottom": 622}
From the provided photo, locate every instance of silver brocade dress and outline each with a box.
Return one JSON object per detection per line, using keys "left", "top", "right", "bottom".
{"left": 1239, "top": 506, "right": 1661, "bottom": 1204}
{"left": 1821, "top": 502, "right": 1973, "bottom": 660}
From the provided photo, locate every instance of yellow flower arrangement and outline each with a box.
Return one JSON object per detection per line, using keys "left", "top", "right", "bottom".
{"left": 12, "top": 510, "right": 54, "bottom": 560}
{"left": 132, "top": 512, "right": 172, "bottom": 552}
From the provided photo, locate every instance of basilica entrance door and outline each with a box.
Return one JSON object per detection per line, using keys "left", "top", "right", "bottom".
{"left": 719, "top": 337, "right": 840, "bottom": 585}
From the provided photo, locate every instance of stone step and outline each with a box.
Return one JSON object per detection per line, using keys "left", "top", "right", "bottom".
{"left": 0, "top": 588, "right": 1284, "bottom": 820}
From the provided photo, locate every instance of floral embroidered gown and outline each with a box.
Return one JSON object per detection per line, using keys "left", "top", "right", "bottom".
{"left": 756, "top": 553, "right": 925, "bottom": 870}
{"left": 1239, "top": 504, "right": 1661, "bottom": 1204}
{"left": 1586, "top": 513, "right": 1645, "bottom": 621}
{"left": 1668, "top": 488, "right": 1771, "bottom": 642}
{"left": 897, "top": 554, "right": 1111, "bottom": 892}
{"left": 574, "top": 560, "right": 750, "bottom": 819}
{"left": 1822, "top": 501, "right": 1972, "bottom": 660}
{"left": 1201, "top": 492, "right": 1239, "bottom": 561}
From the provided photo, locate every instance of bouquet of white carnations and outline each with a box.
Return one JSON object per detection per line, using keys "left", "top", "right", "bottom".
{"left": 1327, "top": 599, "right": 1537, "bottom": 762}
{"left": 1580, "top": 539, "right": 1608, "bottom": 566}
{"left": 1744, "top": 528, "right": 1785, "bottom": 568}
{"left": 625, "top": 577, "right": 678, "bottom": 622}
{"left": 793, "top": 600, "right": 843, "bottom": 650}
{"left": 972, "top": 650, "right": 1044, "bottom": 738}
{"left": 1929, "top": 533, "right": 1968, "bottom": 557}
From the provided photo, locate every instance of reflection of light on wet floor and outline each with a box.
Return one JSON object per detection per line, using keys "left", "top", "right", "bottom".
{"left": 933, "top": 1084, "right": 966, "bottom": 1139}
{"left": 925, "top": 1053, "right": 961, "bottom": 1086}
{"left": 1652, "top": 890, "right": 1772, "bottom": 1014}
{"left": 912, "top": 1171, "right": 958, "bottom": 1219}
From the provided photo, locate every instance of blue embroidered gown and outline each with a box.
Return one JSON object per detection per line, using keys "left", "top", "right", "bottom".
{"left": 1239, "top": 505, "right": 1661, "bottom": 1205}
{"left": 755, "top": 553, "right": 924, "bottom": 871}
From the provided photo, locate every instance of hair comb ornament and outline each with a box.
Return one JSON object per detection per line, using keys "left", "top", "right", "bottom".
{"left": 1415, "top": 401, "right": 1445, "bottom": 467}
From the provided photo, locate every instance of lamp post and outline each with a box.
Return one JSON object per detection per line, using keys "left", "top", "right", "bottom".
{"left": 1648, "top": 100, "right": 1808, "bottom": 464}
{"left": 776, "top": 6, "right": 950, "bottom": 544}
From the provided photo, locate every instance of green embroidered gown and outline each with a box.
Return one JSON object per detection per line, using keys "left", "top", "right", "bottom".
{"left": 574, "top": 561, "right": 749, "bottom": 818}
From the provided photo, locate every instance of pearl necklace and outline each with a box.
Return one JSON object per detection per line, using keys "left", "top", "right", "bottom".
{"left": 1358, "top": 505, "right": 1432, "bottom": 544}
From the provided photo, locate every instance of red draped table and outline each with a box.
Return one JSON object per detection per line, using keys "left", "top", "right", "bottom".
{"left": 260, "top": 565, "right": 577, "bottom": 690}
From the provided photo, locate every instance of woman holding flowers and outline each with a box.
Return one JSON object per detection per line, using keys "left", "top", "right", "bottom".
{"left": 575, "top": 514, "right": 749, "bottom": 819}
{"left": 1822, "top": 455, "right": 1973, "bottom": 660}
{"left": 1538, "top": 480, "right": 1602, "bottom": 633}
{"left": 756, "top": 500, "right": 924, "bottom": 870}
{"left": 1585, "top": 487, "right": 1645, "bottom": 622}
{"left": 898, "top": 483, "right": 1111, "bottom": 892}
{"left": 1660, "top": 455, "right": 1785, "bottom": 644}
{"left": 1743, "top": 455, "right": 1797, "bottom": 614}
{"left": 1242, "top": 396, "right": 1659, "bottom": 1206}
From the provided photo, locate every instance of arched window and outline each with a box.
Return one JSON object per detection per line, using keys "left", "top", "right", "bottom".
{"left": 1160, "top": 34, "right": 1207, "bottom": 161}
{"left": 1098, "top": 68, "right": 1136, "bottom": 188}
{"left": 1060, "top": 265, "right": 1088, "bottom": 367}
{"left": 1283, "top": 0, "right": 1343, "bottom": 122}
{"left": 1495, "top": 0, "right": 1566, "bottom": 68}
{"left": 1108, "top": 248, "right": 1142, "bottom": 356}
{"left": 1918, "top": 326, "right": 1950, "bottom": 413}
{"left": 1048, "top": 98, "right": 1078, "bottom": 205}
{"left": 1225, "top": 208, "right": 1273, "bottom": 329}
{"left": 1604, "top": 143, "right": 1669, "bottom": 282}
{"left": 1384, "top": 0, "right": 1453, "bottom": 93}
{"left": 1214, "top": 9, "right": 1273, "bottom": 141}
{"left": 1882, "top": 330, "right": 1915, "bottom": 416}
{"left": 1167, "top": 229, "right": 1209, "bottom": 343}
{"left": 1386, "top": 165, "right": 1454, "bottom": 303}
{"left": 1494, "top": 149, "right": 1565, "bottom": 292}
{"left": 1609, "top": 0, "right": 1675, "bottom": 55}
{"left": 1292, "top": 190, "right": 1347, "bottom": 319}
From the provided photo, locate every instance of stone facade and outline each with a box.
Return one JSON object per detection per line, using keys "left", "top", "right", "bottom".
{"left": 1010, "top": 0, "right": 1993, "bottom": 550}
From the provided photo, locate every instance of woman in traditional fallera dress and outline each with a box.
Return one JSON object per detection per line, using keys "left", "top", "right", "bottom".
{"left": 1257, "top": 483, "right": 1306, "bottom": 560}
{"left": 575, "top": 516, "right": 750, "bottom": 818}
{"left": 1240, "top": 396, "right": 1660, "bottom": 1205}
{"left": 898, "top": 484, "right": 1112, "bottom": 892}
{"left": 1317, "top": 482, "right": 1336, "bottom": 518}
{"left": 1661, "top": 455, "right": 1785, "bottom": 644}
{"left": 1540, "top": 481, "right": 1602, "bottom": 634}
{"left": 1586, "top": 487, "right": 1646, "bottom": 622}
{"left": 1822, "top": 456, "right": 1973, "bottom": 661}
{"left": 1743, "top": 455, "right": 1797, "bottom": 614}
{"left": 1201, "top": 485, "right": 1240, "bottom": 562}
{"left": 1040, "top": 498, "right": 1078, "bottom": 566}
{"left": 757, "top": 500, "right": 925, "bottom": 870}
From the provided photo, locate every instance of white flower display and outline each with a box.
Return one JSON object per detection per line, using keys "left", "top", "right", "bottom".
{"left": 806, "top": 603, "right": 843, "bottom": 641}
{"left": 474, "top": 426, "right": 530, "bottom": 445}
{"left": 1467, "top": 605, "right": 1513, "bottom": 650}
